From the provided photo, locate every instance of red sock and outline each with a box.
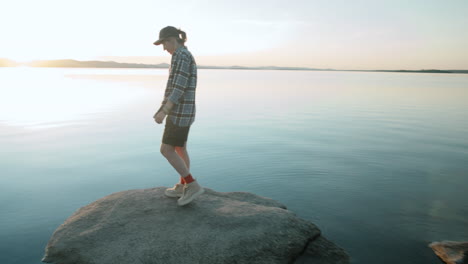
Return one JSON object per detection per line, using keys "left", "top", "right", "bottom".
{"left": 179, "top": 176, "right": 185, "bottom": 184}
{"left": 183, "top": 174, "right": 195, "bottom": 184}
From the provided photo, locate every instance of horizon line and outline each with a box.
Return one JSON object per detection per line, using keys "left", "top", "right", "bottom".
{"left": 1, "top": 58, "right": 467, "bottom": 72}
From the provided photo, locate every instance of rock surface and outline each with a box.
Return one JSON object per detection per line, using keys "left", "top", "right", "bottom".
{"left": 42, "top": 187, "right": 350, "bottom": 264}
{"left": 429, "top": 241, "right": 468, "bottom": 264}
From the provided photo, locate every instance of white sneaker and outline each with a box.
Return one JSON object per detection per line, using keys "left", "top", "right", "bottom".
{"left": 164, "top": 183, "right": 185, "bottom": 198}
{"left": 177, "top": 180, "right": 204, "bottom": 206}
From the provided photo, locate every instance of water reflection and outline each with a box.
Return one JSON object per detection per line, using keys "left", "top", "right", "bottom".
{"left": 0, "top": 67, "right": 156, "bottom": 129}
{"left": 1, "top": 68, "right": 468, "bottom": 264}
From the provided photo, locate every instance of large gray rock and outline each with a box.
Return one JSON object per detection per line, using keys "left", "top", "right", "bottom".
{"left": 42, "top": 187, "right": 349, "bottom": 264}
{"left": 429, "top": 241, "right": 468, "bottom": 264}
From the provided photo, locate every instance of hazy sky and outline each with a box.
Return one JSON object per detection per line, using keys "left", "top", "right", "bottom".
{"left": 1, "top": 0, "right": 467, "bottom": 69}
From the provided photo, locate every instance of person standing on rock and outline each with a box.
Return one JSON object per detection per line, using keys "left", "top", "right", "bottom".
{"left": 153, "top": 26, "right": 204, "bottom": 206}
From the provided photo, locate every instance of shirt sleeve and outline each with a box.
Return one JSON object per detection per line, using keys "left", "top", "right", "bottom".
{"left": 167, "top": 54, "right": 191, "bottom": 104}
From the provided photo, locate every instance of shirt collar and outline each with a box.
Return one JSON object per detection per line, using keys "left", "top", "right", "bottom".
{"left": 173, "top": 45, "right": 186, "bottom": 56}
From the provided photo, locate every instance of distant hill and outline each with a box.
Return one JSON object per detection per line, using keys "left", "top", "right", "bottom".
{"left": 1, "top": 58, "right": 466, "bottom": 74}
{"left": 27, "top": 59, "right": 169, "bottom": 68}
{"left": 373, "top": 69, "right": 453, "bottom": 74}
{"left": 447, "top": 70, "right": 468, "bottom": 74}
{"left": 0, "top": 58, "right": 18, "bottom": 67}
{"left": 25, "top": 59, "right": 319, "bottom": 71}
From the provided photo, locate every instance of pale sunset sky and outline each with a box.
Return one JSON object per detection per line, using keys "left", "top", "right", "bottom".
{"left": 1, "top": 0, "right": 467, "bottom": 70}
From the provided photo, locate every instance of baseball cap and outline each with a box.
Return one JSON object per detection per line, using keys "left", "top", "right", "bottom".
{"left": 153, "top": 26, "right": 180, "bottom": 45}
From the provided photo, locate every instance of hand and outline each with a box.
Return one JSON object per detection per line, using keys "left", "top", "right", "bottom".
{"left": 153, "top": 111, "right": 166, "bottom": 124}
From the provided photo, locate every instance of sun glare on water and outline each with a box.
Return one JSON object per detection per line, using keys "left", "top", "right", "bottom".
{"left": 0, "top": 67, "right": 149, "bottom": 129}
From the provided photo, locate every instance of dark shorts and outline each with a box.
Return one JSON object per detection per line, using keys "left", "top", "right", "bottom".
{"left": 162, "top": 118, "right": 190, "bottom": 147}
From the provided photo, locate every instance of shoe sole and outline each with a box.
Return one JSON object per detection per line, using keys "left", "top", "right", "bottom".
{"left": 164, "top": 192, "right": 183, "bottom": 198}
{"left": 177, "top": 188, "right": 205, "bottom": 206}
{"left": 164, "top": 190, "right": 183, "bottom": 198}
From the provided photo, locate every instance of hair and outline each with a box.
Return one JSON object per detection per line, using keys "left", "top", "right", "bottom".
{"left": 176, "top": 29, "right": 187, "bottom": 45}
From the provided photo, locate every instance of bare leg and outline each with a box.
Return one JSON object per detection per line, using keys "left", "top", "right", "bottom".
{"left": 175, "top": 142, "right": 190, "bottom": 171}
{"left": 160, "top": 143, "right": 190, "bottom": 177}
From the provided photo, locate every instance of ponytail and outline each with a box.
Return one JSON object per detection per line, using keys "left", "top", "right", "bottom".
{"left": 177, "top": 29, "right": 187, "bottom": 45}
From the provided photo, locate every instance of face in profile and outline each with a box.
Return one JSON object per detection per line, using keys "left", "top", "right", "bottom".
{"left": 162, "top": 38, "right": 178, "bottom": 55}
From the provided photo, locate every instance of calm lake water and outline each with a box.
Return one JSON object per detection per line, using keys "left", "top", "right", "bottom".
{"left": 1, "top": 67, "right": 467, "bottom": 264}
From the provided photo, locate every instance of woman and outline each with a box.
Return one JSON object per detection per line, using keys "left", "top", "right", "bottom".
{"left": 153, "top": 26, "right": 204, "bottom": 206}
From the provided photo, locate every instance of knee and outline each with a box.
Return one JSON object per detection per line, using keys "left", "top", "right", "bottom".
{"left": 160, "top": 144, "right": 175, "bottom": 157}
{"left": 175, "top": 146, "right": 186, "bottom": 155}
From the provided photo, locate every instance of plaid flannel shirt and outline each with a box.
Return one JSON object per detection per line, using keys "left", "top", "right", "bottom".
{"left": 160, "top": 46, "right": 197, "bottom": 127}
